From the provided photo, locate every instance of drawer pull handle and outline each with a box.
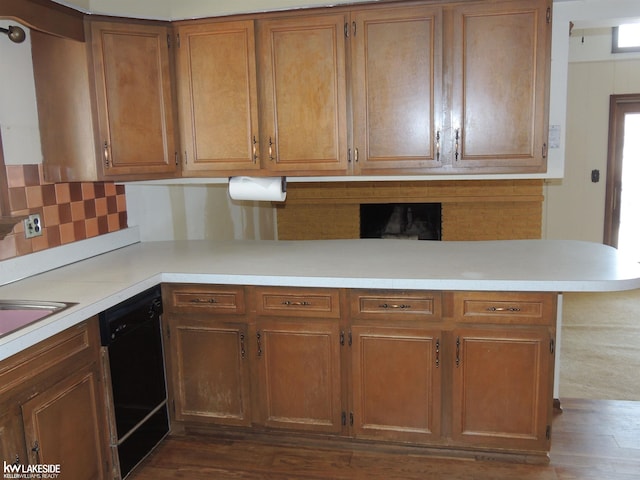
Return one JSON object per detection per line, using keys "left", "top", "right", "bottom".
{"left": 240, "top": 333, "right": 246, "bottom": 359}
{"left": 269, "top": 136, "right": 275, "bottom": 161}
{"left": 190, "top": 298, "right": 218, "bottom": 304}
{"left": 252, "top": 136, "right": 258, "bottom": 163}
{"left": 282, "top": 300, "right": 311, "bottom": 306}
{"left": 486, "top": 306, "right": 521, "bottom": 312}
{"left": 379, "top": 303, "right": 411, "bottom": 310}
{"left": 257, "top": 331, "right": 262, "bottom": 356}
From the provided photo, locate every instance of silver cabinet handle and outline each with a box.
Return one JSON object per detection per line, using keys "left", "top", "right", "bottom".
{"left": 190, "top": 298, "right": 218, "bottom": 304}
{"left": 281, "top": 300, "right": 311, "bottom": 306}
{"left": 378, "top": 303, "right": 411, "bottom": 309}
{"left": 486, "top": 306, "right": 521, "bottom": 312}
{"left": 252, "top": 136, "right": 258, "bottom": 163}
{"left": 268, "top": 137, "right": 275, "bottom": 161}
{"left": 103, "top": 141, "right": 110, "bottom": 168}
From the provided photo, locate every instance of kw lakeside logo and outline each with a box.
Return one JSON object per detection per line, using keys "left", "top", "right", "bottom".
{"left": 3, "top": 461, "right": 60, "bottom": 479}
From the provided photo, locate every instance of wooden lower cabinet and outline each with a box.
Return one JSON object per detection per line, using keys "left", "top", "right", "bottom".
{"left": 254, "top": 318, "right": 343, "bottom": 433}
{"left": 171, "top": 320, "right": 252, "bottom": 426}
{"left": 164, "top": 284, "right": 556, "bottom": 462}
{"left": 0, "top": 319, "right": 111, "bottom": 479}
{"left": 0, "top": 408, "right": 26, "bottom": 470}
{"left": 350, "top": 325, "right": 442, "bottom": 443}
{"left": 163, "top": 284, "right": 251, "bottom": 427}
{"left": 21, "top": 366, "right": 109, "bottom": 479}
{"left": 451, "top": 327, "right": 554, "bottom": 452}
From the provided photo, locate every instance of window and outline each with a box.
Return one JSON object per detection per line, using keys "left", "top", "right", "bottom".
{"left": 612, "top": 23, "right": 640, "bottom": 53}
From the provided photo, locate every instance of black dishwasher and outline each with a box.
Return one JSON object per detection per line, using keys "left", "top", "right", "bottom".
{"left": 99, "top": 285, "right": 169, "bottom": 478}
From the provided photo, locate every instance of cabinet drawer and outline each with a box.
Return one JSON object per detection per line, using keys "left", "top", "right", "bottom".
{"left": 350, "top": 290, "right": 441, "bottom": 321}
{"left": 254, "top": 287, "right": 340, "bottom": 318}
{"left": 452, "top": 292, "right": 556, "bottom": 326}
{"left": 164, "top": 284, "right": 245, "bottom": 315}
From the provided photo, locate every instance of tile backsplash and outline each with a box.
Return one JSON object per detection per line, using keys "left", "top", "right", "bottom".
{"left": 0, "top": 164, "right": 127, "bottom": 261}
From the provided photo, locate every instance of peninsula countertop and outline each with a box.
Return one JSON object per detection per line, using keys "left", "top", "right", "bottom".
{"left": 1, "top": 238, "right": 639, "bottom": 361}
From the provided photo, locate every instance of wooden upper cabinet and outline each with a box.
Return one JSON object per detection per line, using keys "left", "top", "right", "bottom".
{"left": 90, "top": 20, "right": 178, "bottom": 178}
{"left": 351, "top": 6, "right": 443, "bottom": 174}
{"left": 32, "top": 20, "right": 179, "bottom": 181}
{"left": 256, "top": 14, "right": 349, "bottom": 175}
{"left": 450, "top": 0, "right": 551, "bottom": 172}
{"left": 175, "top": 21, "right": 260, "bottom": 174}
{"left": 31, "top": 30, "right": 100, "bottom": 183}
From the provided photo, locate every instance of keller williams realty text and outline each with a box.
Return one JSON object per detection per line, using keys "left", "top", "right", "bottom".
{"left": 3, "top": 461, "right": 60, "bottom": 479}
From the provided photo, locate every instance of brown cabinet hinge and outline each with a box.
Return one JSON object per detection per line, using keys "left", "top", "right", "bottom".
{"left": 550, "top": 338, "right": 555, "bottom": 355}
{"left": 546, "top": 7, "right": 551, "bottom": 24}
{"left": 546, "top": 424, "right": 551, "bottom": 440}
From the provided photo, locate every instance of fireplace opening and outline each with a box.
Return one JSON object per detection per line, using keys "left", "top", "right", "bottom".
{"left": 360, "top": 203, "right": 442, "bottom": 240}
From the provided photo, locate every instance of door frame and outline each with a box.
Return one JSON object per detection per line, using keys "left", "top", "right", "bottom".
{"left": 603, "top": 94, "right": 640, "bottom": 247}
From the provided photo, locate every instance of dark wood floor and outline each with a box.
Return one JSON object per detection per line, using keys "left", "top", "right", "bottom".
{"left": 129, "top": 399, "right": 640, "bottom": 480}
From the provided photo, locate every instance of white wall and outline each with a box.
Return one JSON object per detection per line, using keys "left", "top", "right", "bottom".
{"left": 124, "top": 183, "right": 276, "bottom": 241}
{"left": 0, "top": 20, "right": 41, "bottom": 165}
{"left": 544, "top": 1, "right": 640, "bottom": 242}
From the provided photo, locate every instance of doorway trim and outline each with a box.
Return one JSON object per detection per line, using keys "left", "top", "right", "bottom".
{"left": 604, "top": 94, "right": 640, "bottom": 247}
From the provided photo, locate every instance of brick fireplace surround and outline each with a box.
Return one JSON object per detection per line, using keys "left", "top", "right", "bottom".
{"left": 276, "top": 180, "right": 543, "bottom": 241}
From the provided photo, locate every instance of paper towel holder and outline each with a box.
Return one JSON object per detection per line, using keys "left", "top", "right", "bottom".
{"left": 227, "top": 176, "right": 287, "bottom": 202}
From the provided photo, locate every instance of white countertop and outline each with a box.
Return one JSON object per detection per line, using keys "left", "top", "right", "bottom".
{"left": 1, "top": 237, "right": 639, "bottom": 361}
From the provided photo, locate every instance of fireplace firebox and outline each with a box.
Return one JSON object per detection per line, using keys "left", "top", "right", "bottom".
{"left": 360, "top": 203, "right": 441, "bottom": 240}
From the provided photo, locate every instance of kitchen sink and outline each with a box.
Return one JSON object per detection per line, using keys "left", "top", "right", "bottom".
{"left": 0, "top": 300, "right": 75, "bottom": 338}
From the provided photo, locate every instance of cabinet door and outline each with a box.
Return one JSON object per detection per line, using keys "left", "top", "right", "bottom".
{"left": 450, "top": 0, "right": 550, "bottom": 172}
{"left": 90, "top": 21, "right": 178, "bottom": 178}
{"left": 451, "top": 327, "right": 554, "bottom": 452}
{"left": 351, "top": 6, "right": 443, "bottom": 174}
{"left": 351, "top": 326, "right": 441, "bottom": 443}
{"left": 171, "top": 320, "right": 252, "bottom": 426}
{"left": 21, "top": 367, "right": 109, "bottom": 480}
{"left": 0, "top": 407, "right": 27, "bottom": 470}
{"left": 176, "top": 21, "right": 260, "bottom": 174}
{"left": 257, "top": 14, "right": 348, "bottom": 174}
{"left": 255, "top": 319, "right": 342, "bottom": 433}
{"left": 31, "top": 30, "right": 100, "bottom": 183}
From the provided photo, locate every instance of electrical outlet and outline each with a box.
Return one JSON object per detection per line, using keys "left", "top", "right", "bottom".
{"left": 24, "top": 214, "right": 43, "bottom": 239}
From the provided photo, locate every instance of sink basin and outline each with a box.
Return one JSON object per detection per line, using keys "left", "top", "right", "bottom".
{"left": 0, "top": 300, "right": 75, "bottom": 338}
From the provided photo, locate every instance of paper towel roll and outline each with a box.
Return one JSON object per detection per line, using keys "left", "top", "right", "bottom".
{"left": 228, "top": 176, "right": 287, "bottom": 202}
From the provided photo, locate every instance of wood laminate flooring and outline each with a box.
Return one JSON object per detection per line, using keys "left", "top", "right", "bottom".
{"left": 129, "top": 399, "right": 640, "bottom": 480}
